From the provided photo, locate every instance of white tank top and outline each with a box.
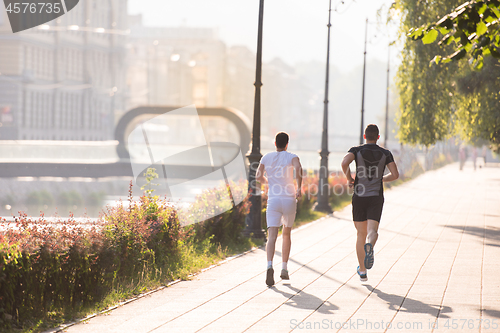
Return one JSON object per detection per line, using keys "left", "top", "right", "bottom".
{"left": 260, "top": 151, "right": 298, "bottom": 198}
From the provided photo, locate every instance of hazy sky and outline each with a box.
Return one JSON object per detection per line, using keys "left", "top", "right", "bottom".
{"left": 128, "top": 0, "right": 400, "bottom": 73}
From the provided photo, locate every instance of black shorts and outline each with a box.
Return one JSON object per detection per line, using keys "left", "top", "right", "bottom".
{"left": 352, "top": 195, "right": 384, "bottom": 223}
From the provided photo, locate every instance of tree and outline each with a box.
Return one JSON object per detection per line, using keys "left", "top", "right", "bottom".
{"left": 408, "top": 0, "right": 500, "bottom": 69}
{"left": 393, "top": 0, "right": 463, "bottom": 146}
{"left": 394, "top": 0, "right": 500, "bottom": 152}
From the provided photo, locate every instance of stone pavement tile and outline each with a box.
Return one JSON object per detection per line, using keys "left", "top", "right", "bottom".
{"left": 62, "top": 314, "right": 132, "bottom": 333}
{"left": 393, "top": 311, "right": 439, "bottom": 332}
{"left": 244, "top": 309, "right": 320, "bottom": 333}
{"left": 149, "top": 321, "right": 205, "bottom": 333}
{"left": 190, "top": 288, "right": 303, "bottom": 332}
{"left": 445, "top": 285, "right": 482, "bottom": 298}
{"left": 199, "top": 313, "right": 268, "bottom": 333}
{"left": 240, "top": 281, "right": 345, "bottom": 331}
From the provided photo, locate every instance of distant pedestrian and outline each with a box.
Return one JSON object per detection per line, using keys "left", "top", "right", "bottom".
{"left": 341, "top": 124, "right": 399, "bottom": 282}
{"left": 472, "top": 147, "right": 477, "bottom": 171}
{"left": 256, "top": 132, "right": 303, "bottom": 287}
{"left": 482, "top": 146, "right": 487, "bottom": 167}
{"left": 459, "top": 146, "right": 466, "bottom": 171}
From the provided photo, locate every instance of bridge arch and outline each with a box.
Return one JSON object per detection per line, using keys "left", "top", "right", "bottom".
{"left": 114, "top": 106, "right": 252, "bottom": 160}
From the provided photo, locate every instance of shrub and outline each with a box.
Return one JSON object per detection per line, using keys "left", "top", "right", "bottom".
{"left": 0, "top": 178, "right": 251, "bottom": 330}
{"left": 260, "top": 170, "right": 350, "bottom": 228}
{"left": 184, "top": 180, "right": 250, "bottom": 247}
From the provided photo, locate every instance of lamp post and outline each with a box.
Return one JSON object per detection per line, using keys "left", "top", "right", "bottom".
{"left": 244, "top": 0, "right": 266, "bottom": 240}
{"left": 384, "top": 45, "right": 390, "bottom": 148}
{"left": 313, "top": 0, "right": 333, "bottom": 213}
{"left": 359, "top": 18, "right": 368, "bottom": 145}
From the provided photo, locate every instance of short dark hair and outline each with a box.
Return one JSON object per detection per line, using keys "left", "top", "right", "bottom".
{"left": 275, "top": 132, "right": 289, "bottom": 149}
{"left": 365, "top": 124, "right": 379, "bottom": 141}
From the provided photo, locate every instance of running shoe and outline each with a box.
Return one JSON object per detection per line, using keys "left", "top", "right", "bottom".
{"left": 266, "top": 267, "right": 274, "bottom": 286}
{"left": 357, "top": 266, "right": 368, "bottom": 282}
{"left": 280, "top": 269, "right": 289, "bottom": 280}
{"left": 364, "top": 243, "right": 374, "bottom": 269}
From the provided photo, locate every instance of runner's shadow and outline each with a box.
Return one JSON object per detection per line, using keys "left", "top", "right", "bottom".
{"left": 444, "top": 225, "right": 500, "bottom": 247}
{"left": 271, "top": 285, "right": 339, "bottom": 314}
{"left": 365, "top": 285, "right": 452, "bottom": 318}
{"left": 482, "top": 308, "right": 500, "bottom": 319}
{"left": 274, "top": 252, "right": 358, "bottom": 291}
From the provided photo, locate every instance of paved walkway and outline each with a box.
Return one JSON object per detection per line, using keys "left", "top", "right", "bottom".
{"left": 61, "top": 162, "right": 500, "bottom": 333}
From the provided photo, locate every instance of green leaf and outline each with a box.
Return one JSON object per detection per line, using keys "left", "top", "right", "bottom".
{"left": 476, "top": 21, "right": 488, "bottom": 36}
{"left": 430, "top": 55, "right": 442, "bottom": 65}
{"left": 439, "top": 33, "right": 454, "bottom": 46}
{"left": 458, "top": 31, "right": 470, "bottom": 46}
{"left": 450, "top": 49, "right": 467, "bottom": 61}
{"left": 485, "top": 15, "right": 496, "bottom": 24}
{"left": 473, "top": 57, "right": 484, "bottom": 70}
{"left": 436, "top": 17, "right": 453, "bottom": 29}
{"left": 490, "top": 48, "right": 500, "bottom": 58}
{"left": 477, "top": 3, "right": 488, "bottom": 15}
{"left": 439, "top": 27, "right": 450, "bottom": 35}
{"left": 408, "top": 27, "right": 425, "bottom": 40}
{"left": 491, "top": 7, "right": 500, "bottom": 18}
{"left": 468, "top": 7, "right": 481, "bottom": 23}
{"left": 478, "top": 36, "right": 491, "bottom": 48}
{"left": 422, "top": 29, "right": 439, "bottom": 44}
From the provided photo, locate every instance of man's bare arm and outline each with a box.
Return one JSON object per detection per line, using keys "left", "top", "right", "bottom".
{"left": 383, "top": 161, "right": 399, "bottom": 182}
{"left": 292, "top": 157, "right": 303, "bottom": 198}
{"left": 255, "top": 163, "right": 267, "bottom": 184}
{"left": 341, "top": 153, "right": 355, "bottom": 187}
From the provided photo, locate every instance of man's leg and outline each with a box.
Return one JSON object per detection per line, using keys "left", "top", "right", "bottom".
{"left": 281, "top": 226, "right": 292, "bottom": 280}
{"left": 266, "top": 227, "right": 279, "bottom": 286}
{"left": 367, "top": 219, "right": 379, "bottom": 247}
{"left": 281, "top": 226, "right": 292, "bottom": 263}
{"left": 354, "top": 221, "right": 368, "bottom": 271}
{"left": 363, "top": 219, "right": 379, "bottom": 270}
{"left": 266, "top": 227, "right": 279, "bottom": 263}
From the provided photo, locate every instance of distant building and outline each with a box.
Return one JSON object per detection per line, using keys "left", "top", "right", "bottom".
{"left": 126, "top": 16, "right": 226, "bottom": 110}
{"left": 0, "top": 0, "right": 128, "bottom": 140}
{"left": 225, "top": 48, "right": 322, "bottom": 150}
{"left": 224, "top": 46, "right": 255, "bottom": 121}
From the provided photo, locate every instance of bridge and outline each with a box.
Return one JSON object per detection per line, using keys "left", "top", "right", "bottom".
{"left": 0, "top": 106, "right": 251, "bottom": 179}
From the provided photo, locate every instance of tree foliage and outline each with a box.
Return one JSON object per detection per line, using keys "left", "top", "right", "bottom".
{"left": 394, "top": 0, "right": 500, "bottom": 151}
{"left": 394, "top": 0, "right": 463, "bottom": 146}
{"left": 408, "top": 0, "right": 500, "bottom": 69}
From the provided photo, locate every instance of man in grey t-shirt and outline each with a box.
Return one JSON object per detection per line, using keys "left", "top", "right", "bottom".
{"left": 341, "top": 124, "right": 399, "bottom": 282}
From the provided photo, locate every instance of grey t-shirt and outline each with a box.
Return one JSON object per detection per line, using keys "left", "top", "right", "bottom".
{"left": 348, "top": 144, "right": 394, "bottom": 197}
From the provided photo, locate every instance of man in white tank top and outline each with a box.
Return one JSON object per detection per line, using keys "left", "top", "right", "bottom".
{"left": 256, "top": 132, "right": 303, "bottom": 286}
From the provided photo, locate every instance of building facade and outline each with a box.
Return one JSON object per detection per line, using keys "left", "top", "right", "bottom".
{"left": 126, "top": 17, "right": 226, "bottom": 110}
{"left": 0, "top": 0, "right": 128, "bottom": 140}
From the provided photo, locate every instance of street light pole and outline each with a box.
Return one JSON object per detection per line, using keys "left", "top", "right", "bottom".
{"left": 384, "top": 45, "right": 390, "bottom": 148}
{"left": 313, "top": 0, "right": 333, "bottom": 213}
{"left": 359, "top": 18, "right": 368, "bottom": 145}
{"left": 244, "top": 0, "right": 266, "bottom": 239}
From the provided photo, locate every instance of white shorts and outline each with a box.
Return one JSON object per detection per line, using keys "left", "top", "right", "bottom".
{"left": 266, "top": 197, "right": 297, "bottom": 228}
